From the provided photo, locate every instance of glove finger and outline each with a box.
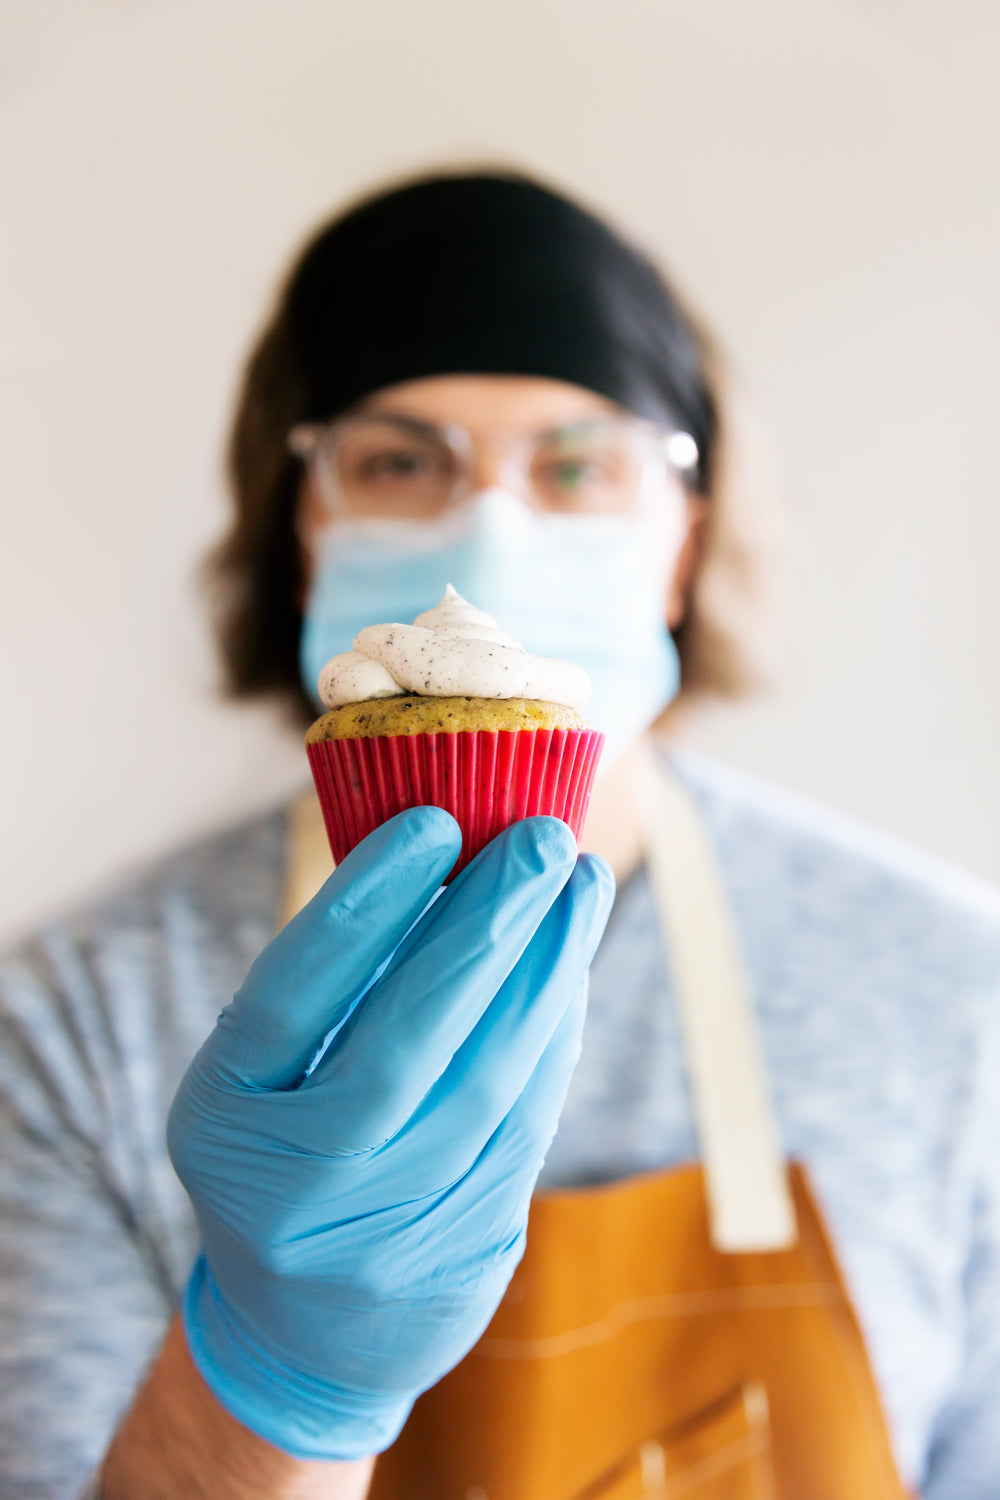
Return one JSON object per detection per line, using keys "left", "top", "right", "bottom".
{"left": 370, "top": 853, "right": 612, "bottom": 1190}
{"left": 405, "top": 979, "right": 591, "bottom": 1272}
{"left": 194, "top": 806, "right": 462, "bottom": 1090}
{"left": 303, "top": 817, "right": 583, "bottom": 1147}
{"left": 475, "top": 973, "right": 590, "bottom": 1191}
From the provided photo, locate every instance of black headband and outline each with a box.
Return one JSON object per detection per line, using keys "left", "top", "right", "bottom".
{"left": 288, "top": 173, "right": 713, "bottom": 478}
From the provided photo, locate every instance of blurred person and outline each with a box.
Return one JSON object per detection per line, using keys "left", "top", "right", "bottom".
{"left": 1, "top": 171, "right": 998, "bottom": 1500}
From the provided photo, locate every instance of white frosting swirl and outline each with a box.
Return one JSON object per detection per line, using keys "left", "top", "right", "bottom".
{"left": 317, "top": 585, "right": 591, "bottom": 714}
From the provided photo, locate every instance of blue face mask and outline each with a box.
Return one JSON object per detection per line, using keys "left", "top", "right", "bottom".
{"left": 300, "top": 489, "right": 684, "bottom": 766}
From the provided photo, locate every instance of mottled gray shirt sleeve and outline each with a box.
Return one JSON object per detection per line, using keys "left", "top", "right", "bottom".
{"left": 0, "top": 812, "right": 284, "bottom": 1499}
{"left": 921, "top": 998, "right": 1000, "bottom": 1498}
{"left": 0, "top": 931, "right": 178, "bottom": 1497}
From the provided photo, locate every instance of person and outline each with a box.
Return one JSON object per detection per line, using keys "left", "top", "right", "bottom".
{"left": 1, "top": 169, "right": 998, "bottom": 1500}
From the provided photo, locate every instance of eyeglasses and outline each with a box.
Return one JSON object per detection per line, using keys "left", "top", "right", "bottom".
{"left": 288, "top": 411, "right": 699, "bottom": 520}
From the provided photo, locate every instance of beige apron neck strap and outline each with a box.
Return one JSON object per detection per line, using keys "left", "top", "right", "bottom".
{"left": 636, "top": 744, "right": 796, "bottom": 1253}
{"left": 277, "top": 790, "right": 335, "bottom": 931}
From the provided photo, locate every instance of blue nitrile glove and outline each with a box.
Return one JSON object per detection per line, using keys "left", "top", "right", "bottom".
{"left": 167, "top": 806, "right": 614, "bottom": 1460}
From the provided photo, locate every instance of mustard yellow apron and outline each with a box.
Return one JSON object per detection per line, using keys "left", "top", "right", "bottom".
{"left": 370, "top": 1159, "right": 905, "bottom": 1499}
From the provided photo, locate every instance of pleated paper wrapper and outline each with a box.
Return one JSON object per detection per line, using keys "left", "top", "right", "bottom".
{"left": 307, "top": 727, "right": 605, "bottom": 878}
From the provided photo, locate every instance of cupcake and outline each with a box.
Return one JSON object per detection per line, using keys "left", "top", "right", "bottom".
{"left": 305, "top": 586, "right": 605, "bottom": 878}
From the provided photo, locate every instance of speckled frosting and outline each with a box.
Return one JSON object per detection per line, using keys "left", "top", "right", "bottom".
{"left": 315, "top": 585, "right": 592, "bottom": 716}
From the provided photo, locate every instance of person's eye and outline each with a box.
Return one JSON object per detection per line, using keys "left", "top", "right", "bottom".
{"left": 542, "top": 457, "right": 603, "bottom": 490}
{"left": 361, "top": 447, "right": 441, "bottom": 482}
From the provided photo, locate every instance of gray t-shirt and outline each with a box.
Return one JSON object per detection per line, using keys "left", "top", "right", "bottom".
{"left": 2, "top": 753, "right": 999, "bottom": 1498}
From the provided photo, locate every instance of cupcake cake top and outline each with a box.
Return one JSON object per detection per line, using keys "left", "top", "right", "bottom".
{"left": 317, "top": 586, "right": 592, "bottom": 714}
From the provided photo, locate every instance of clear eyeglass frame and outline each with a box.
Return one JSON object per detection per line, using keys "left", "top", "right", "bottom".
{"left": 287, "top": 409, "right": 699, "bottom": 521}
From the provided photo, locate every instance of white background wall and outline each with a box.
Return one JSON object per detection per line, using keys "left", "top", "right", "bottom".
{"left": 2, "top": 0, "right": 998, "bottom": 944}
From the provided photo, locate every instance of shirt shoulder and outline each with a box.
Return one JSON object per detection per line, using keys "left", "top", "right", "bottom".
{"left": 667, "top": 749, "right": 1000, "bottom": 1128}
{"left": 0, "top": 804, "right": 290, "bottom": 1150}
{"left": 3, "top": 800, "right": 288, "bottom": 967}
{"left": 670, "top": 748, "right": 1000, "bottom": 963}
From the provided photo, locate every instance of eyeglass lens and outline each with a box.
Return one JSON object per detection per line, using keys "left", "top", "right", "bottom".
{"left": 322, "top": 416, "right": 664, "bottom": 518}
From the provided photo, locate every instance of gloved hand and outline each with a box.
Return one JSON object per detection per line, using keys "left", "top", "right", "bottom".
{"left": 167, "top": 806, "right": 614, "bottom": 1460}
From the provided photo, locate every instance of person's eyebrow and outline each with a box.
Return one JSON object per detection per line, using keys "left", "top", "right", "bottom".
{"left": 349, "top": 408, "right": 444, "bottom": 434}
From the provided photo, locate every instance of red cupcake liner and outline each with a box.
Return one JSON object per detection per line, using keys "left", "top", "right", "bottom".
{"left": 307, "top": 727, "right": 605, "bottom": 879}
